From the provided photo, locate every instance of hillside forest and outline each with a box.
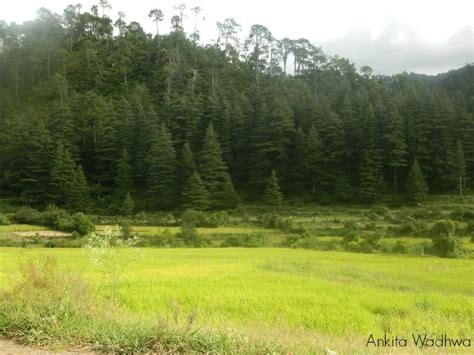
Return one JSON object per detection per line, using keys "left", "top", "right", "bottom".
{"left": 0, "top": 2, "right": 473, "bottom": 213}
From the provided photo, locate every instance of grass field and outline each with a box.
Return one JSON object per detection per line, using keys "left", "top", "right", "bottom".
{"left": 0, "top": 247, "right": 472, "bottom": 353}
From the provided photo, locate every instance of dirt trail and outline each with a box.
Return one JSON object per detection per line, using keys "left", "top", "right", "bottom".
{"left": 0, "top": 339, "right": 94, "bottom": 354}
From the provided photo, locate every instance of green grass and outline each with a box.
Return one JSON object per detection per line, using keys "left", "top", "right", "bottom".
{"left": 0, "top": 224, "right": 47, "bottom": 233}
{"left": 96, "top": 225, "right": 275, "bottom": 236}
{"left": 0, "top": 247, "right": 472, "bottom": 353}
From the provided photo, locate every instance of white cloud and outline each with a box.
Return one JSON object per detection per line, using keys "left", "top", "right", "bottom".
{"left": 1, "top": 0, "right": 473, "bottom": 74}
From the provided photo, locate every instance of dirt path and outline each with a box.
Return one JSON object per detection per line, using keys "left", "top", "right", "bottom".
{"left": 0, "top": 339, "right": 94, "bottom": 354}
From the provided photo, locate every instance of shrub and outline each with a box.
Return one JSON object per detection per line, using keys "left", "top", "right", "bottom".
{"left": 13, "top": 206, "right": 42, "bottom": 224}
{"left": 40, "top": 204, "right": 69, "bottom": 226}
{"left": 450, "top": 207, "right": 474, "bottom": 221}
{"left": 221, "top": 233, "right": 268, "bottom": 248}
{"left": 208, "top": 211, "right": 230, "bottom": 226}
{"left": 393, "top": 220, "right": 429, "bottom": 237}
{"left": 429, "top": 220, "right": 463, "bottom": 258}
{"left": 392, "top": 240, "right": 409, "bottom": 254}
{"left": 177, "top": 225, "right": 208, "bottom": 247}
{"left": 119, "top": 220, "right": 133, "bottom": 239}
{"left": 71, "top": 213, "right": 95, "bottom": 235}
{"left": 0, "top": 213, "right": 10, "bottom": 225}
{"left": 180, "top": 209, "right": 213, "bottom": 228}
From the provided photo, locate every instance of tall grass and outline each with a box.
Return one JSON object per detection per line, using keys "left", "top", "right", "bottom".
{"left": 0, "top": 257, "right": 281, "bottom": 353}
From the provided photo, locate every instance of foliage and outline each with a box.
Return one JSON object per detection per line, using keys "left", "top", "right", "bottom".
{"left": 429, "top": 220, "right": 464, "bottom": 258}
{"left": 0, "top": 6, "right": 472, "bottom": 210}
{"left": 263, "top": 170, "right": 284, "bottom": 206}
{"left": 405, "top": 159, "right": 429, "bottom": 203}
{"left": 0, "top": 213, "right": 11, "bottom": 225}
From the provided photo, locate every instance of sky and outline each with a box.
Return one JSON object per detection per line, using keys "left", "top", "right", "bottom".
{"left": 1, "top": 0, "right": 473, "bottom": 75}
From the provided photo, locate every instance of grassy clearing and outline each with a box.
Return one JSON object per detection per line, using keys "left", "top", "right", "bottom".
{"left": 0, "top": 248, "right": 472, "bottom": 353}
{"left": 0, "top": 224, "right": 47, "bottom": 233}
{"left": 96, "top": 225, "right": 276, "bottom": 236}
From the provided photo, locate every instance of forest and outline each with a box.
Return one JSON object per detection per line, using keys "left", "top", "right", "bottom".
{"left": 0, "top": 2, "right": 473, "bottom": 213}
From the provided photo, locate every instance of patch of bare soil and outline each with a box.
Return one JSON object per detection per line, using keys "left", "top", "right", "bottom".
{"left": 0, "top": 339, "right": 94, "bottom": 354}
{"left": 13, "top": 231, "right": 72, "bottom": 237}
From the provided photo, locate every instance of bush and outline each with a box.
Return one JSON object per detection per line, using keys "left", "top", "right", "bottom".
{"left": 392, "top": 220, "right": 429, "bottom": 237}
{"left": 180, "top": 209, "right": 213, "bottom": 228}
{"left": 72, "top": 213, "right": 95, "bottom": 236}
{"left": 40, "top": 204, "right": 69, "bottom": 226}
{"left": 221, "top": 232, "right": 267, "bottom": 247}
{"left": 429, "top": 220, "right": 463, "bottom": 258}
{"left": 450, "top": 207, "right": 474, "bottom": 221}
{"left": 208, "top": 211, "right": 230, "bottom": 226}
{"left": 0, "top": 213, "right": 10, "bottom": 225}
{"left": 13, "top": 206, "right": 42, "bottom": 224}
{"left": 177, "top": 226, "right": 208, "bottom": 247}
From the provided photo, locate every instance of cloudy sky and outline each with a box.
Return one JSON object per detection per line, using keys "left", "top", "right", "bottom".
{"left": 1, "top": 0, "right": 473, "bottom": 74}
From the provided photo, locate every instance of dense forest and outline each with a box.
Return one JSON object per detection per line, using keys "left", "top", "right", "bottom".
{"left": 0, "top": 2, "right": 473, "bottom": 213}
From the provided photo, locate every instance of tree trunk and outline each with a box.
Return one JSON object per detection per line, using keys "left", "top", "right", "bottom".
{"left": 393, "top": 167, "right": 398, "bottom": 194}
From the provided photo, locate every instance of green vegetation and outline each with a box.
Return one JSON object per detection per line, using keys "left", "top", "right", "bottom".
{"left": 0, "top": 248, "right": 472, "bottom": 353}
{"left": 0, "top": 4, "right": 472, "bottom": 211}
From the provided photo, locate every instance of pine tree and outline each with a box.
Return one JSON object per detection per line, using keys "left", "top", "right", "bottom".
{"left": 147, "top": 123, "right": 176, "bottom": 208}
{"left": 358, "top": 150, "right": 384, "bottom": 203}
{"left": 306, "top": 125, "right": 323, "bottom": 193}
{"left": 213, "top": 174, "right": 241, "bottom": 209}
{"left": 198, "top": 123, "right": 239, "bottom": 208}
{"left": 68, "top": 165, "right": 91, "bottom": 211}
{"left": 264, "top": 170, "right": 284, "bottom": 206}
{"left": 384, "top": 106, "right": 407, "bottom": 194}
{"left": 121, "top": 191, "right": 135, "bottom": 215}
{"left": 114, "top": 148, "right": 132, "bottom": 202}
{"left": 179, "top": 141, "right": 196, "bottom": 189}
{"left": 49, "top": 143, "right": 77, "bottom": 206}
{"left": 454, "top": 139, "right": 466, "bottom": 198}
{"left": 181, "top": 171, "right": 210, "bottom": 210}
{"left": 405, "top": 159, "right": 429, "bottom": 203}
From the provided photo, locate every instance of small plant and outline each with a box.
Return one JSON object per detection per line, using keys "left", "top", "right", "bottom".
{"left": 85, "top": 226, "right": 138, "bottom": 302}
{"left": 13, "top": 206, "right": 42, "bottom": 224}
{"left": 0, "top": 213, "right": 10, "bottom": 225}
{"left": 429, "top": 220, "right": 464, "bottom": 258}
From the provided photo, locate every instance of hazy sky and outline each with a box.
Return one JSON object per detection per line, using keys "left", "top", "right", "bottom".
{"left": 1, "top": 0, "right": 473, "bottom": 74}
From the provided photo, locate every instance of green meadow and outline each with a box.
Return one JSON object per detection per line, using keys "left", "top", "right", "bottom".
{"left": 0, "top": 247, "right": 472, "bottom": 353}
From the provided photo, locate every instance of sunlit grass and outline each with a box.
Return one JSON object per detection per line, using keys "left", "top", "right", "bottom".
{"left": 0, "top": 224, "right": 48, "bottom": 233}
{"left": 0, "top": 247, "right": 472, "bottom": 352}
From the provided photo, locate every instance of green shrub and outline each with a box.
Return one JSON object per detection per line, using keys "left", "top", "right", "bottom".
{"left": 180, "top": 209, "right": 214, "bottom": 228}
{"left": 221, "top": 232, "right": 268, "bottom": 247}
{"left": 450, "top": 207, "right": 474, "bottom": 221}
{"left": 71, "top": 213, "right": 95, "bottom": 236}
{"left": 392, "top": 240, "right": 409, "bottom": 254}
{"left": 0, "top": 213, "right": 10, "bottom": 225}
{"left": 429, "top": 220, "right": 463, "bottom": 258}
{"left": 13, "top": 206, "right": 42, "bottom": 224}
{"left": 40, "top": 204, "right": 69, "bottom": 226}
{"left": 177, "top": 226, "right": 208, "bottom": 247}
{"left": 392, "top": 220, "right": 429, "bottom": 237}
{"left": 208, "top": 211, "right": 230, "bottom": 226}
{"left": 119, "top": 220, "right": 133, "bottom": 239}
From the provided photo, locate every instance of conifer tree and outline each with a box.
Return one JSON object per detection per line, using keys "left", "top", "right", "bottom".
{"left": 147, "top": 123, "right": 176, "bottom": 208}
{"left": 198, "top": 123, "right": 239, "bottom": 208}
{"left": 179, "top": 141, "right": 196, "bottom": 189}
{"left": 306, "top": 125, "right": 323, "bottom": 193}
{"left": 405, "top": 159, "right": 429, "bottom": 203}
{"left": 121, "top": 191, "right": 135, "bottom": 215}
{"left": 68, "top": 165, "right": 91, "bottom": 211}
{"left": 49, "top": 143, "right": 77, "bottom": 206}
{"left": 384, "top": 106, "right": 407, "bottom": 194}
{"left": 181, "top": 171, "right": 210, "bottom": 210}
{"left": 264, "top": 170, "right": 284, "bottom": 206}
{"left": 358, "top": 150, "right": 384, "bottom": 203}
{"left": 454, "top": 139, "right": 466, "bottom": 198}
{"left": 114, "top": 148, "right": 132, "bottom": 202}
